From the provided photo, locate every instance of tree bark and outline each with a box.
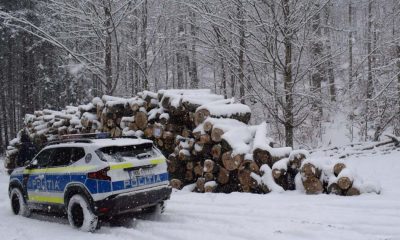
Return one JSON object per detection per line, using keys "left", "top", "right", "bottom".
{"left": 189, "top": 11, "right": 199, "bottom": 88}
{"left": 348, "top": 0, "right": 353, "bottom": 90}
{"left": 282, "top": 0, "right": 294, "bottom": 147}
{"left": 176, "top": 21, "right": 185, "bottom": 88}
{"left": 324, "top": 4, "right": 336, "bottom": 102}
{"left": 365, "top": 0, "right": 374, "bottom": 140}
{"left": 237, "top": 1, "right": 246, "bottom": 104}
{"left": 104, "top": 5, "right": 113, "bottom": 94}
{"left": 311, "top": 3, "right": 323, "bottom": 116}
{"left": 141, "top": 0, "right": 148, "bottom": 90}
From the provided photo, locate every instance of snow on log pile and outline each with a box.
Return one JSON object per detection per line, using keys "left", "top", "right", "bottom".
{"left": 5, "top": 89, "right": 381, "bottom": 195}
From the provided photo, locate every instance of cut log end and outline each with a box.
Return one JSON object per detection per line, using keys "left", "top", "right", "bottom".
{"left": 333, "top": 163, "right": 346, "bottom": 177}
{"left": 337, "top": 177, "right": 352, "bottom": 190}
{"left": 211, "top": 127, "right": 224, "bottom": 143}
{"left": 170, "top": 179, "right": 183, "bottom": 189}
{"left": 303, "top": 177, "right": 323, "bottom": 194}
{"left": 346, "top": 187, "right": 360, "bottom": 196}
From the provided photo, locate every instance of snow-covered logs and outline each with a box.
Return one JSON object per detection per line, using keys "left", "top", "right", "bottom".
{"left": 5, "top": 89, "right": 379, "bottom": 196}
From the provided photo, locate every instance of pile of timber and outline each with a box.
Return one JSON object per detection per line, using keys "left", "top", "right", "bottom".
{"left": 5, "top": 89, "right": 379, "bottom": 195}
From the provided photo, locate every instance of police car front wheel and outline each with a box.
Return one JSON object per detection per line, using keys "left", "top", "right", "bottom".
{"left": 10, "top": 188, "right": 31, "bottom": 217}
{"left": 67, "top": 194, "right": 99, "bottom": 232}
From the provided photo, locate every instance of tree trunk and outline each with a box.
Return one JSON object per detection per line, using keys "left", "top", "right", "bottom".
{"left": 189, "top": 11, "right": 199, "bottom": 88}
{"left": 311, "top": 3, "right": 323, "bottom": 116}
{"left": 348, "top": 0, "right": 353, "bottom": 90}
{"left": 1, "top": 70, "right": 8, "bottom": 146}
{"left": 283, "top": 0, "right": 294, "bottom": 147}
{"left": 176, "top": 21, "right": 185, "bottom": 88}
{"left": 324, "top": 4, "right": 336, "bottom": 102}
{"left": 104, "top": 5, "right": 113, "bottom": 94}
{"left": 365, "top": 0, "right": 374, "bottom": 140}
{"left": 141, "top": 0, "right": 148, "bottom": 90}
{"left": 396, "top": 0, "right": 400, "bottom": 135}
{"left": 237, "top": 1, "right": 245, "bottom": 104}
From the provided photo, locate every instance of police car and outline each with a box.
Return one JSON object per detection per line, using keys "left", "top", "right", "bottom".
{"left": 8, "top": 134, "right": 171, "bottom": 231}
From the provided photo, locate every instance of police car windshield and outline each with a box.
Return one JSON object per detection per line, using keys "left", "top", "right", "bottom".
{"left": 95, "top": 143, "right": 157, "bottom": 162}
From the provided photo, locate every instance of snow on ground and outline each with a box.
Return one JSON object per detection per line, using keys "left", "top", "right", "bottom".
{"left": 1, "top": 148, "right": 400, "bottom": 240}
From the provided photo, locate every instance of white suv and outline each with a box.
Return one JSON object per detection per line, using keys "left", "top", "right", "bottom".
{"left": 9, "top": 136, "right": 171, "bottom": 231}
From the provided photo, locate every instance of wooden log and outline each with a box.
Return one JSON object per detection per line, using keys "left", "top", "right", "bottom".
{"left": 178, "top": 149, "right": 191, "bottom": 161}
{"left": 144, "top": 125, "right": 153, "bottom": 138}
{"left": 203, "top": 121, "right": 213, "bottom": 133}
{"left": 128, "top": 122, "right": 138, "bottom": 131}
{"left": 196, "top": 178, "right": 205, "bottom": 192}
{"left": 110, "top": 127, "right": 122, "bottom": 137}
{"left": 181, "top": 128, "right": 192, "bottom": 138}
{"left": 237, "top": 168, "right": 254, "bottom": 192}
{"left": 195, "top": 105, "right": 251, "bottom": 125}
{"left": 216, "top": 166, "right": 230, "bottom": 185}
{"left": 130, "top": 102, "right": 141, "bottom": 112}
{"left": 211, "top": 127, "right": 224, "bottom": 142}
{"left": 185, "top": 170, "right": 194, "bottom": 182}
{"left": 211, "top": 144, "right": 222, "bottom": 161}
{"left": 301, "top": 163, "right": 321, "bottom": 179}
{"left": 289, "top": 153, "right": 306, "bottom": 170}
{"left": 221, "top": 151, "right": 243, "bottom": 171}
{"left": 159, "top": 114, "right": 169, "bottom": 125}
{"left": 181, "top": 100, "right": 202, "bottom": 113}
{"left": 187, "top": 138, "right": 195, "bottom": 149}
{"left": 272, "top": 169, "right": 285, "bottom": 180}
{"left": 161, "top": 96, "right": 171, "bottom": 109}
{"left": 272, "top": 168, "right": 289, "bottom": 190}
{"left": 253, "top": 148, "right": 271, "bottom": 167}
{"left": 327, "top": 183, "right": 343, "bottom": 195}
{"left": 193, "top": 162, "right": 203, "bottom": 177}
{"left": 203, "top": 159, "right": 215, "bottom": 173}
{"left": 333, "top": 163, "right": 346, "bottom": 177}
{"left": 204, "top": 181, "right": 217, "bottom": 193}
{"left": 152, "top": 124, "right": 164, "bottom": 139}
{"left": 135, "top": 111, "right": 148, "bottom": 130}
{"left": 199, "top": 134, "right": 211, "bottom": 144}
{"left": 163, "top": 131, "right": 175, "bottom": 145}
{"left": 220, "top": 139, "right": 233, "bottom": 152}
{"left": 193, "top": 142, "right": 203, "bottom": 155}
{"left": 186, "top": 161, "right": 194, "bottom": 170}
{"left": 204, "top": 172, "right": 214, "bottom": 182}
{"left": 167, "top": 154, "right": 178, "bottom": 173}
{"left": 166, "top": 123, "right": 181, "bottom": 132}
{"left": 192, "top": 130, "right": 202, "bottom": 140}
{"left": 170, "top": 179, "right": 183, "bottom": 189}
{"left": 156, "top": 139, "right": 164, "bottom": 147}
{"left": 303, "top": 177, "right": 323, "bottom": 194}
{"left": 346, "top": 187, "right": 360, "bottom": 196}
{"left": 194, "top": 109, "right": 210, "bottom": 126}
{"left": 238, "top": 160, "right": 260, "bottom": 192}
{"left": 337, "top": 177, "right": 352, "bottom": 190}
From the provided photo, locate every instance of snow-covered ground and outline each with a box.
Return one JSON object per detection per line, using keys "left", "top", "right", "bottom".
{"left": 1, "top": 148, "right": 400, "bottom": 240}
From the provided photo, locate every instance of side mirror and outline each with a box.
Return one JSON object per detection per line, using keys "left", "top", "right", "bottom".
{"left": 26, "top": 160, "right": 38, "bottom": 169}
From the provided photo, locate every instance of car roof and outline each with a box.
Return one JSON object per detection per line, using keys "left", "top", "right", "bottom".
{"left": 44, "top": 138, "right": 153, "bottom": 150}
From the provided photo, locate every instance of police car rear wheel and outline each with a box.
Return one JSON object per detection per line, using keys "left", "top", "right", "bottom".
{"left": 67, "top": 194, "right": 99, "bottom": 232}
{"left": 10, "top": 188, "right": 31, "bottom": 217}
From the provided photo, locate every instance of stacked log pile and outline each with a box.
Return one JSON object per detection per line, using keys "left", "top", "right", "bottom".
{"left": 4, "top": 89, "right": 379, "bottom": 195}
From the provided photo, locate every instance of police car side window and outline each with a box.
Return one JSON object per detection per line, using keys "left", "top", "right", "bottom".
{"left": 71, "top": 148, "right": 85, "bottom": 162}
{"left": 49, "top": 148, "right": 72, "bottom": 167}
{"left": 34, "top": 149, "right": 54, "bottom": 168}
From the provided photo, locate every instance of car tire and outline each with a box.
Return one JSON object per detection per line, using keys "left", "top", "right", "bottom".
{"left": 67, "top": 194, "right": 99, "bottom": 232}
{"left": 10, "top": 188, "right": 31, "bottom": 217}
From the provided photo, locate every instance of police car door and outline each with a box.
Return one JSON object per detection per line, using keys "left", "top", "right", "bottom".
{"left": 44, "top": 147, "right": 75, "bottom": 205}
{"left": 25, "top": 148, "right": 54, "bottom": 204}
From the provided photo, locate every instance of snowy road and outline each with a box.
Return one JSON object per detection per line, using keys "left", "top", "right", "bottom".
{"left": 1, "top": 150, "right": 400, "bottom": 240}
